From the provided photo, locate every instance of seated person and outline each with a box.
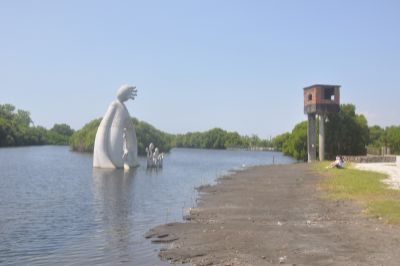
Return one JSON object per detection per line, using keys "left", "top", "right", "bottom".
{"left": 328, "top": 155, "right": 344, "bottom": 169}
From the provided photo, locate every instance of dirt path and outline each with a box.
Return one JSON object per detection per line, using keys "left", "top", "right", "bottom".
{"left": 146, "top": 164, "right": 400, "bottom": 266}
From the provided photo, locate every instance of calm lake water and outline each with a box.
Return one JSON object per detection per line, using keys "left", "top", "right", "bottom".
{"left": 0, "top": 146, "right": 295, "bottom": 266}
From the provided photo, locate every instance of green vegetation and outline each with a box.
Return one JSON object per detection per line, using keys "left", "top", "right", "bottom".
{"left": 316, "top": 162, "right": 388, "bottom": 199}
{"left": 5, "top": 100, "right": 400, "bottom": 160}
{"left": 0, "top": 104, "right": 74, "bottom": 146}
{"left": 315, "top": 162, "right": 400, "bottom": 224}
{"left": 273, "top": 123, "right": 310, "bottom": 161}
{"left": 273, "top": 104, "right": 375, "bottom": 161}
{"left": 368, "top": 125, "right": 400, "bottom": 155}
{"left": 274, "top": 103, "right": 400, "bottom": 161}
{"left": 134, "top": 118, "right": 175, "bottom": 155}
{"left": 69, "top": 119, "right": 101, "bottom": 152}
{"left": 70, "top": 118, "right": 176, "bottom": 155}
{"left": 281, "top": 121, "right": 308, "bottom": 161}
{"left": 70, "top": 118, "right": 273, "bottom": 155}
{"left": 271, "top": 132, "right": 290, "bottom": 152}
{"left": 368, "top": 201, "right": 400, "bottom": 224}
{"left": 1, "top": 103, "right": 273, "bottom": 153}
{"left": 46, "top": 123, "right": 75, "bottom": 145}
{"left": 175, "top": 128, "right": 271, "bottom": 150}
{"left": 385, "top": 126, "right": 400, "bottom": 154}
{"left": 325, "top": 104, "right": 369, "bottom": 157}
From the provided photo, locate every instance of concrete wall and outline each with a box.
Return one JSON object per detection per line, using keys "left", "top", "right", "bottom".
{"left": 343, "top": 155, "right": 397, "bottom": 163}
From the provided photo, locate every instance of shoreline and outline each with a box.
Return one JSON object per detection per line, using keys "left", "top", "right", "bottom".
{"left": 147, "top": 163, "right": 400, "bottom": 266}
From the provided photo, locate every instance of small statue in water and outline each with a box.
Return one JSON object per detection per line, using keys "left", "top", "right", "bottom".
{"left": 146, "top": 143, "right": 155, "bottom": 167}
{"left": 146, "top": 143, "right": 164, "bottom": 169}
{"left": 93, "top": 85, "right": 139, "bottom": 169}
{"left": 153, "top": 147, "right": 164, "bottom": 168}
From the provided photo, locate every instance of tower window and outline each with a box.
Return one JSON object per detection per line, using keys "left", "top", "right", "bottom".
{"left": 324, "top": 87, "right": 335, "bottom": 100}
{"left": 308, "top": 94, "right": 312, "bottom": 101}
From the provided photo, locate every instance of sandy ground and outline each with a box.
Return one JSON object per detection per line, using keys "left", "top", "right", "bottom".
{"left": 355, "top": 157, "right": 400, "bottom": 189}
{"left": 146, "top": 164, "right": 400, "bottom": 266}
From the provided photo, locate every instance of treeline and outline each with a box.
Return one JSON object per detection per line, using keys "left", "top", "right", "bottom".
{"left": 0, "top": 104, "right": 74, "bottom": 146}
{"left": 69, "top": 118, "right": 175, "bottom": 155}
{"left": 175, "top": 128, "right": 271, "bottom": 150}
{"left": 70, "top": 119, "right": 273, "bottom": 155}
{"left": 272, "top": 104, "right": 400, "bottom": 161}
{"left": 368, "top": 125, "right": 400, "bottom": 155}
{"left": 1, "top": 103, "right": 273, "bottom": 154}
{"left": 5, "top": 102, "right": 399, "bottom": 161}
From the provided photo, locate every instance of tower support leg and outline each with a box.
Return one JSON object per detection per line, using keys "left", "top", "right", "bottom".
{"left": 319, "top": 115, "right": 325, "bottom": 161}
{"left": 307, "top": 114, "right": 317, "bottom": 162}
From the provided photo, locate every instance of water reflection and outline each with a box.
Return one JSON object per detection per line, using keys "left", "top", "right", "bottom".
{"left": 0, "top": 147, "right": 295, "bottom": 265}
{"left": 92, "top": 168, "right": 137, "bottom": 261}
{"left": 145, "top": 166, "right": 163, "bottom": 175}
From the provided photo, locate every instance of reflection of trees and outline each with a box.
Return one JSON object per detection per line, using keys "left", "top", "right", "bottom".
{"left": 91, "top": 168, "right": 137, "bottom": 255}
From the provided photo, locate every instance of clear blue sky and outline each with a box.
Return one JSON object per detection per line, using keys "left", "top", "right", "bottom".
{"left": 1, "top": 0, "right": 399, "bottom": 138}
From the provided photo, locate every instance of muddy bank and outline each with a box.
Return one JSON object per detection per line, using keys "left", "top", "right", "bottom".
{"left": 147, "top": 164, "right": 400, "bottom": 266}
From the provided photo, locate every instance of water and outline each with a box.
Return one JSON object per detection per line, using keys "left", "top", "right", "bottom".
{"left": 0, "top": 146, "right": 295, "bottom": 266}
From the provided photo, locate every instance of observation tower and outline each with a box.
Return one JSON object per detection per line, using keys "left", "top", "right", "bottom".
{"left": 304, "top": 84, "right": 340, "bottom": 162}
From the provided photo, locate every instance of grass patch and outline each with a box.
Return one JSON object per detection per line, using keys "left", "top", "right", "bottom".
{"left": 314, "top": 162, "right": 400, "bottom": 224}
{"left": 369, "top": 201, "right": 400, "bottom": 224}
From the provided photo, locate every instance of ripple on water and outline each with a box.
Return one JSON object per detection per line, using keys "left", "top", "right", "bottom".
{"left": 0, "top": 146, "right": 294, "bottom": 265}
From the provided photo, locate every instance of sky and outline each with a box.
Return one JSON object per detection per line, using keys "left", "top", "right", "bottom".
{"left": 0, "top": 0, "right": 399, "bottom": 138}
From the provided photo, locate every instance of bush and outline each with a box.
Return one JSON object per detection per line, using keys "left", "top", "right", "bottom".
{"left": 69, "top": 118, "right": 174, "bottom": 155}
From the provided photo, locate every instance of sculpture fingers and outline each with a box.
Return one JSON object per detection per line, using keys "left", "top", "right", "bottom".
{"left": 129, "top": 91, "right": 137, "bottom": 99}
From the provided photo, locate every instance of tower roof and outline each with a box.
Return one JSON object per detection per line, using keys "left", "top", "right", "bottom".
{"left": 303, "top": 84, "right": 341, "bottom": 91}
